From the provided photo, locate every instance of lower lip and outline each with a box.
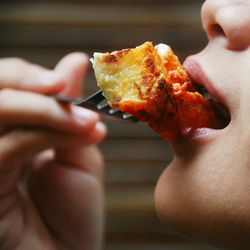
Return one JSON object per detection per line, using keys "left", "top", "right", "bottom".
{"left": 176, "top": 127, "right": 224, "bottom": 145}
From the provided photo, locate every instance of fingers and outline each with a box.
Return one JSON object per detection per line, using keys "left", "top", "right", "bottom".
{"left": 0, "top": 52, "right": 90, "bottom": 97}
{"left": 0, "top": 58, "right": 65, "bottom": 94}
{"left": 28, "top": 153, "right": 104, "bottom": 250}
{"left": 55, "top": 53, "right": 89, "bottom": 97}
{"left": 55, "top": 145, "right": 104, "bottom": 180}
{"left": 0, "top": 89, "right": 101, "bottom": 134}
{"left": 26, "top": 125, "right": 105, "bottom": 250}
{"left": 0, "top": 124, "right": 106, "bottom": 175}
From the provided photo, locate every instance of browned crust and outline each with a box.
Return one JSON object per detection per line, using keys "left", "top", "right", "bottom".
{"left": 103, "top": 48, "right": 131, "bottom": 64}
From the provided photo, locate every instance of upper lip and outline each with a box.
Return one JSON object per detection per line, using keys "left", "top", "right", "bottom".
{"left": 183, "top": 56, "right": 227, "bottom": 108}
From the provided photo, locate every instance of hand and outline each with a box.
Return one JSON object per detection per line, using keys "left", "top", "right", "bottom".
{"left": 0, "top": 53, "right": 107, "bottom": 250}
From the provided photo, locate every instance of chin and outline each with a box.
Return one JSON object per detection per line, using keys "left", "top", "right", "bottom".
{"left": 154, "top": 159, "right": 250, "bottom": 250}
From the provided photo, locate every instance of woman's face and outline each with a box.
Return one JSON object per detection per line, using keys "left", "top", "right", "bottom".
{"left": 155, "top": 0, "right": 250, "bottom": 248}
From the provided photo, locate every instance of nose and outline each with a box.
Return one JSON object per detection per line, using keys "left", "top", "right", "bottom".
{"left": 201, "top": 0, "right": 250, "bottom": 50}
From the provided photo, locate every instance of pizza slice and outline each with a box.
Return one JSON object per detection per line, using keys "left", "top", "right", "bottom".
{"left": 91, "top": 41, "right": 228, "bottom": 140}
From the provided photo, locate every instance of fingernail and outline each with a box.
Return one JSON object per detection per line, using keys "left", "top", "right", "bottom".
{"left": 72, "top": 106, "right": 98, "bottom": 125}
{"left": 95, "top": 121, "right": 107, "bottom": 134}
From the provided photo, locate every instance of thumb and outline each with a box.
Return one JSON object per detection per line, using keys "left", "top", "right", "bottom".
{"left": 55, "top": 52, "right": 89, "bottom": 97}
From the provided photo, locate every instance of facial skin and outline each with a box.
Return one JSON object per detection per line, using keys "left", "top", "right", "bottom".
{"left": 155, "top": 0, "right": 250, "bottom": 249}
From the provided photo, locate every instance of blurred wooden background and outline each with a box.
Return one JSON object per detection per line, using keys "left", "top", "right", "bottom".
{"left": 0, "top": 0, "right": 211, "bottom": 249}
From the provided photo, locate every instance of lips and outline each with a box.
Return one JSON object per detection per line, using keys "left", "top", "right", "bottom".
{"left": 183, "top": 57, "right": 231, "bottom": 133}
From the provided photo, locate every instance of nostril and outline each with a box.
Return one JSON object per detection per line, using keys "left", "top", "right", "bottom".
{"left": 208, "top": 24, "right": 226, "bottom": 38}
{"left": 208, "top": 23, "right": 249, "bottom": 51}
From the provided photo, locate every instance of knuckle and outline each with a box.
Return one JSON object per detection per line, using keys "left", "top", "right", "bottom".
{"left": 0, "top": 129, "right": 44, "bottom": 158}
{"left": 0, "top": 128, "right": 53, "bottom": 172}
{"left": 0, "top": 129, "right": 25, "bottom": 170}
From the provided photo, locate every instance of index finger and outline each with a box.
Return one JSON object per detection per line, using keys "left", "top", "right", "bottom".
{"left": 0, "top": 58, "right": 65, "bottom": 94}
{"left": 55, "top": 53, "right": 89, "bottom": 97}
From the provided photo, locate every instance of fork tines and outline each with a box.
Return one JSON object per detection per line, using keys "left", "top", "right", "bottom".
{"left": 58, "top": 90, "right": 138, "bottom": 123}
{"left": 79, "top": 90, "right": 104, "bottom": 107}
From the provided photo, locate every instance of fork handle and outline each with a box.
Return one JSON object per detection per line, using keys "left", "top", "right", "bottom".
{"left": 52, "top": 95, "right": 100, "bottom": 113}
{"left": 52, "top": 95, "right": 82, "bottom": 105}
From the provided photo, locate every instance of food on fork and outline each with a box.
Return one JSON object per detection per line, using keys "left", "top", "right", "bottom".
{"left": 91, "top": 42, "right": 229, "bottom": 140}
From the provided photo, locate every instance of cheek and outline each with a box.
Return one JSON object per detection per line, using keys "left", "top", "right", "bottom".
{"left": 154, "top": 159, "right": 214, "bottom": 234}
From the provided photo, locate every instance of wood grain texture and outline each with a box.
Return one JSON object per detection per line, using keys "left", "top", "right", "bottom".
{"left": 0, "top": 1, "right": 209, "bottom": 249}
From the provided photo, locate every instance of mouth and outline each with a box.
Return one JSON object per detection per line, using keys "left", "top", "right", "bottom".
{"left": 182, "top": 57, "right": 231, "bottom": 141}
{"left": 194, "top": 83, "right": 230, "bottom": 124}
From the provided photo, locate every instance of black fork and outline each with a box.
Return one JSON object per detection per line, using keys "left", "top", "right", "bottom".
{"left": 53, "top": 90, "right": 138, "bottom": 123}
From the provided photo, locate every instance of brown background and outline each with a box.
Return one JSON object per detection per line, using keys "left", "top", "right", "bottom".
{"left": 0, "top": 0, "right": 211, "bottom": 249}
